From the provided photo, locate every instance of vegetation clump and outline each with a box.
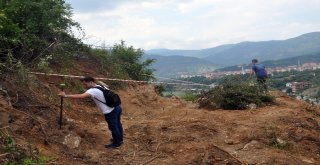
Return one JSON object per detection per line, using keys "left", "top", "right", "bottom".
{"left": 0, "top": 132, "right": 57, "bottom": 165}
{"left": 198, "top": 77, "right": 274, "bottom": 110}
{"left": 181, "top": 92, "right": 200, "bottom": 102}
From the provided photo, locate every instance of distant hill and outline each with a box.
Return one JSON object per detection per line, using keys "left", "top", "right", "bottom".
{"left": 145, "top": 44, "right": 235, "bottom": 58}
{"left": 145, "top": 55, "right": 217, "bottom": 77}
{"left": 219, "top": 53, "right": 320, "bottom": 71}
{"left": 204, "top": 32, "right": 320, "bottom": 66}
{"left": 146, "top": 32, "right": 320, "bottom": 67}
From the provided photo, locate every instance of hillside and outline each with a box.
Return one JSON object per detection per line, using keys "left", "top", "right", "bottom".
{"left": 204, "top": 32, "right": 320, "bottom": 66}
{"left": 146, "top": 32, "right": 320, "bottom": 67}
{"left": 145, "top": 44, "right": 235, "bottom": 59}
{"left": 1, "top": 62, "right": 320, "bottom": 164}
{"left": 1, "top": 2, "right": 319, "bottom": 164}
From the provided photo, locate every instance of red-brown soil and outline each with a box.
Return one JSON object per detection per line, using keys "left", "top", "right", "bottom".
{"left": 0, "top": 72, "right": 320, "bottom": 165}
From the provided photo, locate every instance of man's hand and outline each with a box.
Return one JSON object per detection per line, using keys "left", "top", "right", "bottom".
{"left": 58, "top": 91, "right": 66, "bottom": 97}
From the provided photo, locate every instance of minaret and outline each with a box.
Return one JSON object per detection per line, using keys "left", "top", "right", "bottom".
{"left": 241, "top": 64, "right": 245, "bottom": 75}
{"left": 238, "top": 64, "right": 245, "bottom": 75}
{"left": 298, "top": 60, "right": 301, "bottom": 71}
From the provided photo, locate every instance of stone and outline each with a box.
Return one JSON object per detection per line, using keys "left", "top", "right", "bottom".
{"left": 63, "top": 133, "right": 82, "bottom": 149}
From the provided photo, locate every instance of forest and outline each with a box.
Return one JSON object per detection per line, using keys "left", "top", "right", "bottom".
{"left": 0, "top": 0, "right": 155, "bottom": 81}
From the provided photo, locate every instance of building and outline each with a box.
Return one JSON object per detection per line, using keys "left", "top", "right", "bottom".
{"left": 289, "top": 82, "right": 312, "bottom": 92}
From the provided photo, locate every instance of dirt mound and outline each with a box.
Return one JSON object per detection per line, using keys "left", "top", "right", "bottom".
{"left": 1, "top": 75, "right": 320, "bottom": 164}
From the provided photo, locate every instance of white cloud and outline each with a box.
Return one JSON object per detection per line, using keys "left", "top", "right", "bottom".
{"left": 66, "top": 0, "right": 320, "bottom": 50}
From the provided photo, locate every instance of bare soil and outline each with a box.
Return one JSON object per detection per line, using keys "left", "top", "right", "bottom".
{"left": 0, "top": 72, "right": 320, "bottom": 165}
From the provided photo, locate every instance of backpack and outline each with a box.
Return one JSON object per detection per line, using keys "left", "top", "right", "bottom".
{"left": 94, "top": 86, "right": 121, "bottom": 107}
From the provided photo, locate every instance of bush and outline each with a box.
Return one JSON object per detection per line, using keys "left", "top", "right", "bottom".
{"left": 154, "top": 85, "right": 165, "bottom": 96}
{"left": 0, "top": 133, "right": 57, "bottom": 165}
{"left": 198, "top": 78, "right": 274, "bottom": 110}
{"left": 267, "top": 130, "right": 292, "bottom": 150}
{"left": 181, "top": 92, "right": 200, "bottom": 102}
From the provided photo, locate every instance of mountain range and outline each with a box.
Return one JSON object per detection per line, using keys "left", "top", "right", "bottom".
{"left": 145, "top": 32, "right": 320, "bottom": 77}
{"left": 145, "top": 55, "right": 217, "bottom": 77}
{"left": 219, "top": 53, "right": 320, "bottom": 71}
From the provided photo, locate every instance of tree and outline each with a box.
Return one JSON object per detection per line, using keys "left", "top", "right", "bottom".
{"left": 0, "top": 0, "right": 83, "bottom": 69}
{"left": 316, "top": 90, "right": 320, "bottom": 99}
{"left": 111, "top": 41, "right": 155, "bottom": 81}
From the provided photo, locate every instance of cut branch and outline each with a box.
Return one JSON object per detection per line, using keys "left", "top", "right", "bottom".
{"left": 0, "top": 85, "right": 12, "bottom": 106}
{"left": 0, "top": 153, "right": 9, "bottom": 157}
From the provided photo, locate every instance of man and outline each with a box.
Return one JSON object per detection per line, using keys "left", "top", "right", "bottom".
{"left": 58, "top": 76, "right": 123, "bottom": 149}
{"left": 251, "top": 59, "right": 268, "bottom": 92}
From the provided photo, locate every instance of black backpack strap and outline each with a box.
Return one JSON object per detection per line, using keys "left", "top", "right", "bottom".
{"left": 94, "top": 85, "right": 110, "bottom": 93}
{"left": 93, "top": 86, "right": 109, "bottom": 105}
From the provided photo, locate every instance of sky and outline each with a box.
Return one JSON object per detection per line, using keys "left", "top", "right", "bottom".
{"left": 65, "top": 0, "right": 320, "bottom": 50}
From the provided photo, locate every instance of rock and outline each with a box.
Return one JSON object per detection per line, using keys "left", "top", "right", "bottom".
{"left": 301, "top": 158, "right": 315, "bottom": 164}
{"left": 248, "top": 103, "right": 257, "bottom": 110}
{"left": 63, "top": 133, "right": 82, "bottom": 149}
{"left": 276, "top": 138, "right": 286, "bottom": 145}
{"left": 224, "top": 139, "right": 235, "bottom": 145}
{"left": 130, "top": 98, "right": 142, "bottom": 106}
{"left": 224, "top": 135, "right": 240, "bottom": 145}
{"left": 242, "top": 140, "right": 263, "bottom": 150}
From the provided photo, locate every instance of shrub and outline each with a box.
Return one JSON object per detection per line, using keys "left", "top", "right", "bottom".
{"left": 181, "top": 92, "right": 200, "bottom": 102}
{"left": 267, "top": 130, "right": 292, "bottom": 150}
{"left": 154, "top": 85, "right": 165, "bottom": 96}
{"left": 198, "top": 78, "right": 274, "bottom": 110}
{"left": 0, "top": 133, "right": 57, "bottom": 165}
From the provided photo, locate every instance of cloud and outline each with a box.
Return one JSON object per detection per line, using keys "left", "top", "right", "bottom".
{"left": 66, "top": 0, "right": 320, "bottom": 50}
{"left": 66, "top": 0, "right": 147, "bottom": 12}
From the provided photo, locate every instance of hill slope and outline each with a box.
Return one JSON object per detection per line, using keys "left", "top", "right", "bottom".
{"left": 0, "top": 63, "right": 320, "bottom": 164}
{"left": 204, "top": 32, "right": 320, "bottom": 66}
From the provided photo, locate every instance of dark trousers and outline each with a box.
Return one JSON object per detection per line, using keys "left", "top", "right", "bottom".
{"left": 257, "top": 77, "right": 268, "bottom": 92}
{"left": 104, "top": 106, "right": 123, "bottom": 145}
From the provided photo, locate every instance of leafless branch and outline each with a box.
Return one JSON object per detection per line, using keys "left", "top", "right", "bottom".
{"left": 0, "top": 85, "right": 12, "bottom": 106}
{"left": 0, "top": 153, "right": 9, "bottom": 157}
{"left": 0, "top": 126, "right": 10, "bottom": 130}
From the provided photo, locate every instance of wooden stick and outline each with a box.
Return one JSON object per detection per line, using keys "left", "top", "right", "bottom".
{"left": 0, "top": 153, "right": 9, "bottom": 157}
{"left": 0, "top": 126, "right": 9, "bottom": 130}
{"left": 0, "top": 86, "right": 12, "bottom": 106}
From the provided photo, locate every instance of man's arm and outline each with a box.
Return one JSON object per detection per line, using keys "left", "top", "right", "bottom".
{"left": 251, "top": 65, "right": 256, "bottom": 76}
{"left": 58, "top": 91, "right": 91, "bottom": 99}
{"left": 251, "top": 69, "right": 255, "bottom": 75}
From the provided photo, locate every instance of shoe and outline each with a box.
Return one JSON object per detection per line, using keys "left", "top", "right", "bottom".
{"left": 105, "top": 143, "right": 121, "bottom": 149}
{"left": 109, "top": 139, "right": 124, "bottom": 144}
